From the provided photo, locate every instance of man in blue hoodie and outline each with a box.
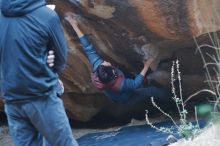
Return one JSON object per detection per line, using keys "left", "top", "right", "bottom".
{"left": 0, "top": 0, "right": 78, "bottom": 146}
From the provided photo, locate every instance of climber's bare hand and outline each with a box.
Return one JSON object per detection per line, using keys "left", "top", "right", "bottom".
{"left": 101, "top": 61, "right": 112, "bottom": 67}
{"left": 143, "top": 57, "right": 154, "bottom": 66}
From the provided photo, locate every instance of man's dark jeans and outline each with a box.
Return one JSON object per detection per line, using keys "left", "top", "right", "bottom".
{"left": 4, "top": 94, "right": 78, "bottom": 146}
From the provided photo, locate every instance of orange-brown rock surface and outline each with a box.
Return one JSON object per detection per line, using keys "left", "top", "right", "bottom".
{"left": 1, "top": 0, "right": 220, "bottom": 121}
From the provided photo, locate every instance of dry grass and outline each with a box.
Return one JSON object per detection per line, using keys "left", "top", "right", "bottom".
{"left": 169, "top": 121, "right": 220, "bottom": 146}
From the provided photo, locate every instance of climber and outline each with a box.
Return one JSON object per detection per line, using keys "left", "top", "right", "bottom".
{"left": 0, "top": 0, "right": 78, "bottom": 146}
{"left": 48, "top": 15, "right": 172, "bottom": 105}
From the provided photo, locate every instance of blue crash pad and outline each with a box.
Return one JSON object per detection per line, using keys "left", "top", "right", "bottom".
{"left": 77, "top": 121, "right": 206, "bottom": 146}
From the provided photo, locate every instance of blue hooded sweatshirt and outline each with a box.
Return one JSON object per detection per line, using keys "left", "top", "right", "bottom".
{"left": 0, "top": 0, "right": 68, "bottom": 102}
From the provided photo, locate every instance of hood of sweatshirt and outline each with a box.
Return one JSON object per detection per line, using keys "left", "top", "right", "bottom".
{"left": 1, "top": 0, "right": 46, "bottom": 17}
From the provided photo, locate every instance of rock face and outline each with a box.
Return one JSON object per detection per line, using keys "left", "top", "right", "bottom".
{"left": 1, "top": 0, "right": 220, "bottom": 121}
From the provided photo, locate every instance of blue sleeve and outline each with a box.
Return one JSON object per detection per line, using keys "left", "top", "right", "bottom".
{"left": 48, "top": 14, "right": 68, "bottom": 73}
{"left": 121, "top": 74, "right": 144, "bottom": 91}
{"left": 79, "top": 35, "right": 103, "bottom": 71}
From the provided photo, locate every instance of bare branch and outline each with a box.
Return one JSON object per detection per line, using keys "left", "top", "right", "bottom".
{"left": 184, "top": 89, "right": 216, "bottom": 104}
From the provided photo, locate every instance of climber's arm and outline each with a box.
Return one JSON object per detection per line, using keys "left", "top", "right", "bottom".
{"left": 65, "top": 16, "right": 103, "bottom": 71}
{"left": 121, "top": 58, "right": 154, "bottom": 91}
{"left": 140, "top": 58, "right": 154, "bottom": 77}
{"left": 67, "top": 18, "right": 84, "bottom": 38}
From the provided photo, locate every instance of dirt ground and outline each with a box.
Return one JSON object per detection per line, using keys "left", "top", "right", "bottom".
{"left": 0, "top": 126, "right": 13, "bottom": 146}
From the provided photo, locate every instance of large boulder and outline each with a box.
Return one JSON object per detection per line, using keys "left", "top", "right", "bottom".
{"left": 1, "top": 0, "right": 220, "bottom": 121}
